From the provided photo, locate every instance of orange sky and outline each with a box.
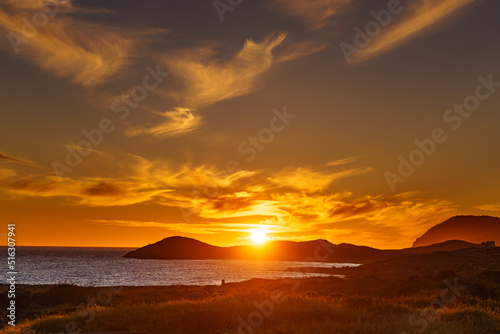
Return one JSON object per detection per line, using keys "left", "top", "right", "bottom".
{"left": 1, "top": 0, "right": 499, "bottom": 249}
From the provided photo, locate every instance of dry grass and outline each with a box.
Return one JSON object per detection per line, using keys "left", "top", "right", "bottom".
{"left": 1, "top": 274, "right": 499, "bottom": 334}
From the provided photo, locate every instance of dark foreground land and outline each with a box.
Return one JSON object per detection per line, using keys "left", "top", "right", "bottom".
{"left": 1, "top": 247, "right": 500, "bottom": 334}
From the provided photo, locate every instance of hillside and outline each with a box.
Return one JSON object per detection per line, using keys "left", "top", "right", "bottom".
{"left": 413, "top": 215, "right": 500, "bottom": 247}
{"left": 124, "top": 237, "right": 340, "bottom": 262}
{"left": 305, "top": 246, "right": 500, "bottom": 280}
{"left": 123, "top": 236, "right": 227, "bottom": 260}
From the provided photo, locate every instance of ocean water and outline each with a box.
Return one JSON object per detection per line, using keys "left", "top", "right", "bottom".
{"left": 1, "top": 247, "right": 360, "bottom": 286}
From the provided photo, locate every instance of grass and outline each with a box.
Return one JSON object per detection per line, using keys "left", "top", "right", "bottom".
{"left": 1, "top": 271, "right": 499, "bottom": 334}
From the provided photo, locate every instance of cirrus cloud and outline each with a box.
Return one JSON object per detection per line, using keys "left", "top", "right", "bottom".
{"left": 351, "top": 0, "right": 479, "bottom": 63}
{"left": 128, "top": 107, "right": 202, "bottom": 138}
{"left": 0, "top": 0, "right": 135, "bottom": 86}
{"left": 163, "top": 32, "right": 287, "bottom": 108}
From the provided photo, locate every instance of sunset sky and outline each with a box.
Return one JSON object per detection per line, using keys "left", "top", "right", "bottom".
{"left": 1, "top": 0, "right": 499, "bottom": 249}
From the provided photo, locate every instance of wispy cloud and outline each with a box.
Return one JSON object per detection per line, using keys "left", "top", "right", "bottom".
{"left": 270, "top": 166, "right": 372, "bottom": 193}
{"left": 91, "top": 219, "right": 297, "bottom": 237}
{"left": 317, "top": 193, "right": 457, "bottom": 247}
{"left": 0, "top": 1, "right": 134, "bottom": 86}
{"left": 270, "top": 157, "right": 372, "bottom": 193}
{"left": 353, "top": 0, "right": 478, "bottom": 63}
{"left": 476, "top": 204, "right": 500, "bottom": 212}
{"left": 0, "top": 150, "right": 257, "bottom": 207}
{"left": 92, "top": 219, "right": 220, "bottom": 235}
{"left": 272, "top": 0, "right": 479, "bottom": 63}
{"left": 128, "top": 107, "right": 202, "bottom": 138}
{"left": 4, "top": 0, "right": 72, "bottom": 11}
{"left": 274, "top": 40, "right": 328, "bottom": 62}
{"left": 163, "top": 32, "right": 287, "bottom": 108}
{"left": 0, "top": 150, "right": 457, "bottom": 248}
{"left": 272, "top": 0, "right": 353, "bottom": 29}
{"left": 0, "top": 151, "right": 37, "bottom": 166}
{"left": 4, "top": 175, "right": 167, "bottom": 207}
{"left": 0, "top": 167, "right": 17, "bottom": 180}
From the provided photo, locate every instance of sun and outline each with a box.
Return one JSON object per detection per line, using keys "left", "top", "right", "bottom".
{"left": 250, "top": 229, "right": 268, "bottom": 245}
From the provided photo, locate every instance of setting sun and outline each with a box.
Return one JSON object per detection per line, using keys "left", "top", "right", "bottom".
{"left": 250, "top": 229, "right": 268, "bottom": 244}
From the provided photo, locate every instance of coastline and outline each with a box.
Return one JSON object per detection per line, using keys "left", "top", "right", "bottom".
{"left": 1, "top": 270, "right": 499, "bottom": 334}
{"left": 1, "top": 246, "right": 500, "bottom": 333}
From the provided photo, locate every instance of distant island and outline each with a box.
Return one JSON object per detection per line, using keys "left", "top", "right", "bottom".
{"left": 124, "top": 215, "right": 499, "bottom": 263}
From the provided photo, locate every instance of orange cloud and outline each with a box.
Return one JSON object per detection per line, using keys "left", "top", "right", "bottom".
{"left": 0, "top": 150, "right": 458, "bottom": 248}
{"left": 270, "top": 166, "right": 372, "bottom": 193}
{"left": 0, "top": 1, "right": 134, "bottom": 86}
{"left": 163, "top": 32, "right": 287, "bottom": 107}
{"left": 0, "top": 151, "right": 37, "bottom": 166}
{"left": 91, "top": 219, "right": 296, "bottom": 238}
{"left": 0, "top": 150, "right": 257, "bottom": 207}
{"left": 0, "top": 167, "right": 17, "bottom": 180}
{"left": 354, "top": 0, "right": 478, "bottom": 63}
{"left": 4, "top": 175, "right": 166, "bottom": 207}
{"left": 321, "top": 194, "right": 457, "bottom": 247}
{"left": 476, "top": 204, "right": 500, "bottom": 212}
{"left": 128, "top": 107, "right": 202, "bottom": 138}
{"left": 269, "top": 157, "right": 371, "bottom": 193}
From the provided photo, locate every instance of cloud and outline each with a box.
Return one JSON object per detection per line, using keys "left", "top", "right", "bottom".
{"left": 163, "top": 32, "right": 287, "bottom": 107}
{"left": 329, "top": 195, "right": 384, "bottom": 219}
{"left": 128, "top": 107, "right": 202, "bottom": 138}
{"left": 0, "top": 151, "right": 165, "bottom": 206}
{"left": 271, "top": 166, "right": 372, "bottom": 193}
{"left": 81, "top": 181, "right": 125, "bottom": 197}
{"left": 274, "top": 40, "right": 328, "bottom": 62}
{"left": 4, "top": 174, "right": 166, "bottom": 207}
{"left": 0, "top": 150, "right": 257, "bottom": 207}
{"left": 0, "top": 151, "right": 37, "bottom": 166}
{"left": 192, "top": 189, "right": 457, "bottom": 248}
{"left": 4, "top": 0, "right": 72, "bottom": 11}
{"left": 476, "top": 204, "right": 500, "bottom": 212}
{"left": 269, "top": 157, "right": 372, "bottom": 193}
{"left": 92, "top": 219, "right": 220, "bottom": 234}
{"left": 5, "top": 0, "right": 111, "bottom": 14}
{"left": 0, "top": 168, "right": 17, "bottom": 180}
{"left": 206, "top": 190, "right": 456, "bottom": 248}
{"left": 0, "top": 150, "right": 456, "bottom": 248}
{"left": 91, "top": 219, "right": 296, "bottom": 237}
{"left": 196, "top": 198, "right": 283, "bottom": 220}
{"left": 316, "top": 193, "right": 457, "bottom": 248}
{"left": 353, "top": 0, "right": 478, "bottom": 63}
{"left": 272, "top": 0, "right": 352, "bottom": 29}
{"left": 0, "top": 1, "right": 134, "bottom": 86}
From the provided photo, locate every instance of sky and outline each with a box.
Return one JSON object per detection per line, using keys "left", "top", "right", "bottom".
{"left": 0, "top": 0, "right": 499, "bottom": 249}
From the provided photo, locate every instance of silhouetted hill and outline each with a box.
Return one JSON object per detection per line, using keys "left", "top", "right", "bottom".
{"left": 413, "top": 215, "right": 500, "bottom": 247}
{"left": 313, "top": 246, "right": 500, "bottom": 280}
{"left": 124, "top": 236, "right": 227, "bottom": 260}
{"left": 124, "top": 236, "right": 480, "bottom": 263}
{"left": 124, "top": 237, "right": 339, "bottom": 262}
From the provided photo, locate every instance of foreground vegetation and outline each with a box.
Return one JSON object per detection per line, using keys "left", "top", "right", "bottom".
{"left": 1, "top": 268, "right": 500, "bottom": 334}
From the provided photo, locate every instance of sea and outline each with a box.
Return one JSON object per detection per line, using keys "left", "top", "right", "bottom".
{"left": 1, "top": 247, "right": 360, "bottom": 287}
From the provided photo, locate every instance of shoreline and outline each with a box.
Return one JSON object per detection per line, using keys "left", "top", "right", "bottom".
{"left": 2, "top": 271, "right": 499, "bottom": 333}
{"left": 1, "top": 247, "right": 499, "bottom": 333}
